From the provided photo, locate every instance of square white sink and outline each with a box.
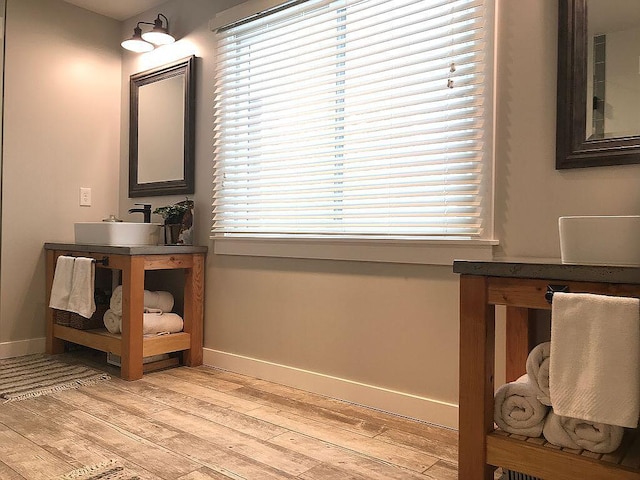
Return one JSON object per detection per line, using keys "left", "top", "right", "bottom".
{"left": 74, "top": 222, "right": 161, "bottom": 246}
{"left": 559, "top": 215, "right": 640, "bottom": 267}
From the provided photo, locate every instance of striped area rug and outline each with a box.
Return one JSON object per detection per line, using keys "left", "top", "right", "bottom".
{"left": 58, "top": 460, "right": 140, "bottom": 480}
{"left": 0, "top": 354, "right": 110, "bottom": 402}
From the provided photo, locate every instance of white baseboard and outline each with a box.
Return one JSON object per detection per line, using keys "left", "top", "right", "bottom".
{"left": 0, "top": 337, "right": 46, "bottom": 359}
{"left": 204, "top": 348, "right": 458, "bottom": 429}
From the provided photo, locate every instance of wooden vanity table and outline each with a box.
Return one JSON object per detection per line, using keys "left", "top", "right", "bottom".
{"left": 453, "top": 260, "right": 640, "bottom": 480}
{"left": 44, "top": 243, "right": 207, "bottom": 381}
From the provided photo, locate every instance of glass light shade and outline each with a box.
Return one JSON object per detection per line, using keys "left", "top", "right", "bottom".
{"left": 121, "top": 26, "right": 154, "bottom": 53}
{"left": 121, "top": 37, "right": 154, "bottom": 52}
{"left": 141, "top": 30, "right": 175, "bottom": 46}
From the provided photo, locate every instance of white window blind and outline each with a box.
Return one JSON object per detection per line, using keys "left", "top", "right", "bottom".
{"left": 213, "top": 0, "right": 492, "bottom": 239}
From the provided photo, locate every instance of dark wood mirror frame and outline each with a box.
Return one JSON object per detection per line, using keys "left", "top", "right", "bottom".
{"left": 129, "top": 56, "right": 195, "bottom": 197}
{"left": 557, "top": 0, "right": 640, "bottom": 169}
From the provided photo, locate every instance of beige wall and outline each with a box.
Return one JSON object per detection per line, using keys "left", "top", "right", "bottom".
{"left": 1, "top": 0, "right": 121, "bottom": 348}
{"left": 494, "top": 1, "right": 640, "bottom": 261}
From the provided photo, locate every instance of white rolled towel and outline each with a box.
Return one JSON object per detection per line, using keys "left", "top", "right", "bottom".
{"left": 145, "top": 290, "right": 174, "bottom": 313}
{"left": 543, "top": 410, "right": 624, "bottom": 454}
{"left": 494, "top": 375, "right": 549, "bottom": 437}
{"left": 526, "top": 341, "right": 551, "bottom": 406}
{"left": 103, "top": 308, "right": 122, "bottom": 334}
{"left": 109, "top": 285, "right": 124, "bottom": 314}
{"left": 103, "top": 309, "right": 182, "bottom": 335}
{"left": 143, "top": 312, "right": 183, "bottom": 335}
{"left": 109, "top": 285, "right": 174, "bottom": 316}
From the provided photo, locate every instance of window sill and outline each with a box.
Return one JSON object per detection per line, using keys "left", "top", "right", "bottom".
{"left": 212, "top": 236, "right": 498, "bottom": 266}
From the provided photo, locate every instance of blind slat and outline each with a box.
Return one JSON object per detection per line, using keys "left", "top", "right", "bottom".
{"left": 213, "top": 0, "right": 491, "bottom": 238}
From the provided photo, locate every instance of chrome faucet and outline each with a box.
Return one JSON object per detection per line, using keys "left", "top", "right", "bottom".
{"left": 128, "top": 203, "right": 152, "bottom": 223}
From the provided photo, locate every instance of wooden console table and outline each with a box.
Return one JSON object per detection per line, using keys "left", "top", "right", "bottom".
{"left": 44, "top": 243, "right": 207, "bottom": 380}
{"left": 453, "top": 260, "right": 640, "bottom": 480}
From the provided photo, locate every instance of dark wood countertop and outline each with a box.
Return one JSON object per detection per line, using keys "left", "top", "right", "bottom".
{"left": 453, "top": 259, "right": 640, "bottom": 284}
{"left": 44, "top": 242, "right": 208, "bottom": 256}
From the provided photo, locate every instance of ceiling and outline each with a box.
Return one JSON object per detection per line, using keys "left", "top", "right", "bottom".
{"left": 62, "top": 0, "right": 167, "bottom": 21}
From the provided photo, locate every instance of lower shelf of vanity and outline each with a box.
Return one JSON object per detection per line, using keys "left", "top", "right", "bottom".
{"left": 52, "top": 324, "right": 192, "bottom": 358}
{"left": 487, "top": 429, "right": 640, "bottom": 480}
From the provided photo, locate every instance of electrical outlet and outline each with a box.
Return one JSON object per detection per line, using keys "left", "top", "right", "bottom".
{"left": 80, "top": 187, "right": 91, "bottom": 206}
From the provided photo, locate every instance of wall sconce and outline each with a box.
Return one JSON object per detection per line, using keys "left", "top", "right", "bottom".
{"left": 121, "top": 14, "right": 175, "bottom": 53}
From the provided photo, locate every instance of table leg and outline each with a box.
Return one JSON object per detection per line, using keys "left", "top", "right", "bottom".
{"left": 505, "top": 306, "right": 535, "bottom": 382}
{"left": 459, "top": 274, "right": 495, "bottom": 480}
{"left": 183, "top": 253, "right": 204, "bottom": 366}
{"left": 120, "top": 256, "right": 145, "bottom": 380}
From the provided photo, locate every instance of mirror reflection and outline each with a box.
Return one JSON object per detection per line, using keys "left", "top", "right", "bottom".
{"left": 556, "top": 0, "right": 640, "bottom": 168}
{"left": 586, "top": 0, "right": 640, "bottom": 140}
{"left": 129, "top": 55, "right": 195, "bottom": 197}
{"left": 137, "top": 75, "right": 185, "bottom": 183}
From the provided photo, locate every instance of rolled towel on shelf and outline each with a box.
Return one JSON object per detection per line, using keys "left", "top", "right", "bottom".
{"left": 494, "top": 375, "right": 549, "bottom": 437}
{"left": 109, "top": 285, "right": 175, "bottom": 316}
{"left": 142, "top": 311, "right": 183, "bottom": 335}
{"left": 109, "top": 285, "right": 123, "bottom": 314}
{"left": 543, "top": 410, "right": 624, "bottom": 454}
{"left": 103, "top": 309, "right": 182, "bottom": 335}
{"left": 103, "top": 309, "right": 122, "bottom": 334}
{"left": 526, "top": 341, "right": 551, "bottom": 406}
{"left": 145, "top": 290, "right": 174, "bottom": 313}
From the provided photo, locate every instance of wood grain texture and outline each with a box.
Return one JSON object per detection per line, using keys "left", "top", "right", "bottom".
{"left": 183, "top": 253, "right": 204, "bottom": 366}
{"left": 458, "top": 274, "right": 495, "bottom": 480}
{"left": 143, "top": 254, "right": 196, "bottom": 270}
{"left": 121, "top": 255, "right": 145, "bottom": 380}
{"left": 488, "top": 276, "right": 640, "bottom": 310}
{"left": 0, "top": 350, "right": 459, "bottom": 479}
{"left": 462, "top": 270, "right": 640, "bottom": 480}
{"left": 45, "top": 248, "right": 205, "bottom": 381}
{"left": 505, "top": 307, "right": 535, "bottom": 383}
{"left": 487, "top": 433, "right": 639, "bottom": 480}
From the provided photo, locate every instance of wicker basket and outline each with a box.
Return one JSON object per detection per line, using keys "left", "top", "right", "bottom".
{"left": 54, "top": 304, "right": 108, "bottom": 330}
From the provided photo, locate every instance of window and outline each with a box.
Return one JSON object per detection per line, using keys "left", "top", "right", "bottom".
{"left": 213, "top": 0, "right": 493, "bottom": 243}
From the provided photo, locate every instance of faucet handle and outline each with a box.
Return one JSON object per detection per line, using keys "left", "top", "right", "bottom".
{"left": 129, "top": 203, "right": 153, "bottom": 223}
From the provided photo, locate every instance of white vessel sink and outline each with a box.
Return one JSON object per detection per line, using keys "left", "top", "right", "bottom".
{"left": 559, "top": 215, "right": 640, "bottom": 267}
{"left": 74, "top": 222, "right": 161, "bottom": 246}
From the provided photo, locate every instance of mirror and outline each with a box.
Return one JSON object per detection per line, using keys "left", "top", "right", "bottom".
{"left": 557, "top": 0, "right": 640, "bottom": 168}
{"left": 129, "top": 56, "right": 195, "bottom": 197}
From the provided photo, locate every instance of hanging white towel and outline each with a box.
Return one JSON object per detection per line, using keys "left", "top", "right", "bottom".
{"left": 550, "top": 292, "right": 640, "bottom": 428}
{"left": 49, "top": 256, "right": 76, "bottom": 310}
{"left": 67, "top": 257, "right": 96, "bottom": 318}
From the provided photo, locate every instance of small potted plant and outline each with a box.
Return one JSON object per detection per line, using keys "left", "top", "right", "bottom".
{"left": 153, "top": 199, "right": 194, "bottom": 244}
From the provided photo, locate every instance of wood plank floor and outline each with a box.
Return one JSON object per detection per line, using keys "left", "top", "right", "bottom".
{"left": 0, "top": 350, "right": 458, "bottom": 479}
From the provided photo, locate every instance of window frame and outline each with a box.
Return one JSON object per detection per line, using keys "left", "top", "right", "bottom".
{"left": 210, "top": 0, "right": 497, "bottom": 264}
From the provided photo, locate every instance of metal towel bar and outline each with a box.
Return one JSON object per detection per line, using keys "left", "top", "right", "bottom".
{"left": 545, "top": 284, "right": 570, "bottom": 304}
{"left": 63, "top": 254, "right": 109, "bottom": 267}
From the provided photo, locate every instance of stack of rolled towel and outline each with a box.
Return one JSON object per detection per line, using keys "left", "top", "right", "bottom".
{"left": 494, "top": 341, "right": 625, "bottom": 454}
{"left": 103, "top": 285, "right": 183, "bottom": 335}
